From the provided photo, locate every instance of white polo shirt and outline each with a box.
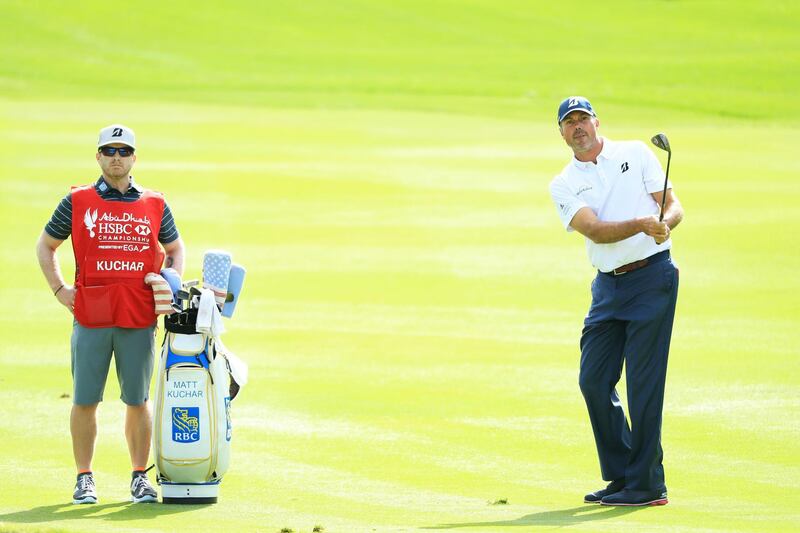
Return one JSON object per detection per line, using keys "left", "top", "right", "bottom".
{"left": 549, "top": 137, "right": 672, "bottom": 272}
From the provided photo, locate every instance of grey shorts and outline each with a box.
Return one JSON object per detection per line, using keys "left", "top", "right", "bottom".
{"left": 71, "top": 321, "right": 156, "bottom": 406}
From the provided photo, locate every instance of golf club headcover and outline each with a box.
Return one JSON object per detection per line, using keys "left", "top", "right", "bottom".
{"left": 145, "top": 273, "right": 177, "bottom": 315}
{"left": 222, "top": 264, "right": 246, "bottom": 318}
{"left": 203, "top": 250, "right": 232, "bottom": 308}
{"left": 160, "top": 268, "right": 182, "bottom": 300}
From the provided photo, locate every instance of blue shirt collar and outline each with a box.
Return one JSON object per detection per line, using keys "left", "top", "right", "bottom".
{"left": 95, "top": 176, "right": 142, "bottom": 194}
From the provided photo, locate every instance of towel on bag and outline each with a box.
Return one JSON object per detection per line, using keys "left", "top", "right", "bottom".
{"left": 144, "top": 273, "right": 177, "bottom": 315}
{"left": 195, "top": 288, "right": 247, "bottom": 399}
{"left": 196, "top": 287, "right": 226, "bottom": 336}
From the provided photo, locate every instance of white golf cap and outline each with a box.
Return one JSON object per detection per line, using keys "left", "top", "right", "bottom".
{"left": 97, "top": 124, "right": 136, "bottom": 149}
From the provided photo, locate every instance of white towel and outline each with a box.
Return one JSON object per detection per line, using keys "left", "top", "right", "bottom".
{"left": 195, "top": 288, "right": 248, "bottom": 391}
{"left": 196, "top": 288, "right": 226, "bottom": 337}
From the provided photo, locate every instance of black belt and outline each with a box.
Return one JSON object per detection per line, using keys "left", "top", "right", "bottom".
{"left": 602, "top": 250, "right": 670, "bottom": 276}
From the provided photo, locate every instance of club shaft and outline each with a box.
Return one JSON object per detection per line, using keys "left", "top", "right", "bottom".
{"left": 659, "top": 151, "right": 671, "bottom": 222}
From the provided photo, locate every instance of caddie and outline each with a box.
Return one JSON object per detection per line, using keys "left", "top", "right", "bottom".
{"left": 35, "top": 124, "right": 185, "bottom": 504}
{"left": 549, "top": 97, "right": 683, "bottom": 506}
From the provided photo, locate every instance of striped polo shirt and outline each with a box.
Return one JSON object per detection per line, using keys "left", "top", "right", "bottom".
{"left": 44, "top": 176, "right": 179, "bottom": 244}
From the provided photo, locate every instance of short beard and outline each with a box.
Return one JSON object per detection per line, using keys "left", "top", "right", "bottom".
{"left": 104, "top": 166, "right": 129, "bottom": 180}
{"left": 570, "top": 137, "right": 594, "bottom": 153}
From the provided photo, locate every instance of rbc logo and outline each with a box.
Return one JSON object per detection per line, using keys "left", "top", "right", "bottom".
{"left": 172, "top": 407, "right": 200, "bottom": 443}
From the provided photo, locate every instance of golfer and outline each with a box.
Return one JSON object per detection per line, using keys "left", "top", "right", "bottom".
{"left": 549, "top": 97, "right": 683, "bottom": 506}
{"left": 36, "top": 124, "right": 185, "bottom": 504}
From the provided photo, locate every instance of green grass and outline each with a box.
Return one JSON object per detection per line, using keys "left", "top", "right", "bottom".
{"left": 1, "top": 1, "right": 799, "bottom": 532}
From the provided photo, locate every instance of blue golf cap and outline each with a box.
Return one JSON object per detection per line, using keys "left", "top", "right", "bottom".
{"left": 557, "top": 96, "right": 596, "bottom": 123}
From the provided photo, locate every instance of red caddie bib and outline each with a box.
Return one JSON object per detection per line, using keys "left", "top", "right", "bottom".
{"left": 71, "top": 185, "right": 166, "bottom": 328}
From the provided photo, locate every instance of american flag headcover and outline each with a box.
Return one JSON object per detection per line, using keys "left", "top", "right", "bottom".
{"left": 203, "top": 250, "right": 232, "bottom": 308}
{"left": 144, "top": 273, "right": 176, "bottom": 315}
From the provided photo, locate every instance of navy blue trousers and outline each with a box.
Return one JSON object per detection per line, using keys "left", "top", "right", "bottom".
{"left": 579, "top": 251, "right": 679, "bottom": 491}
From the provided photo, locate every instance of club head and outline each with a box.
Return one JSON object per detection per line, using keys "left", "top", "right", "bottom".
{"left": 651, "top": 133, "right": 671, "bottom": 153}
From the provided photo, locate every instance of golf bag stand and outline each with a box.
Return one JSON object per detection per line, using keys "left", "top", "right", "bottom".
{"left": 152, "top": 309, "right": 234, "bottom": 503}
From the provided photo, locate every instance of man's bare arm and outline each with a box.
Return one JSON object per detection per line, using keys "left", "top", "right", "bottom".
{"left": 569, "top": 207, "right": 669, "bottom": 244}
{"left": 650, "top": 189, "right": 684, "bottom": 230}
{"left": 36, "top": 230, "right": 75, "bottom": 310}
{"left": 162, "top": 237, "right": 186, "bottom": 276}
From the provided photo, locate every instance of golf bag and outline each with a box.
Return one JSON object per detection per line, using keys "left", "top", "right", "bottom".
{"left": 152, "top": 309, "right": 238, "bottom": 503}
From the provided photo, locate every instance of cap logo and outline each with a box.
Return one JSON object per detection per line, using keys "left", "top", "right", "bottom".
{"left": 112, "top": 128, "right": 123, "bottom": 137}
{"left": 568, "top": 98, "right": 580, "bottom": 107}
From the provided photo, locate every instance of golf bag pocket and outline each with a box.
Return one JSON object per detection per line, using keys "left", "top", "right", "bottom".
{"left": 160, "top": 367, "right": 212, "bottom": 457}
{"left": 169, "top": 333, "right": 206, "bottom": 356}
{"left": 154, "top": 332, "right": 231, "bottom": 484}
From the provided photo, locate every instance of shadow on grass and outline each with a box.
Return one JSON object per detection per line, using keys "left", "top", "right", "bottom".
{"left": 0, "top": 501, "right": 207, "bottom": 525}
{"left": 424, "top": 504, "right": 643, "bottom": 529}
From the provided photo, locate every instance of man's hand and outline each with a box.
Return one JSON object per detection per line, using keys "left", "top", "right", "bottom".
{"left": 56, "top": 285, "right": 76, "bottom": 312}
{"left": 640, "top": 215, "right": 670, "bottom": 244}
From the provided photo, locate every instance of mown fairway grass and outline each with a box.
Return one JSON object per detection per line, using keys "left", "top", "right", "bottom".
{"left": 1, "top": 2, "right": 798, "bottom": 532}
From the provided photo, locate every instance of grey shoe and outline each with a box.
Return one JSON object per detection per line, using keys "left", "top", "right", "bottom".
{"left": 73, "top": 472, "right": 98, "bottom": 504}
{"left": 584, "top": 479, "right": 625, "bottom": 504}
{"left": 130, "top": 473, "right": 158, "bottom": 503}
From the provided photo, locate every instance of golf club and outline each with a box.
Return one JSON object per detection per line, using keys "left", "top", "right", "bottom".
{"left": 650, "top": 133, "right": 671, "bottom": 222}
